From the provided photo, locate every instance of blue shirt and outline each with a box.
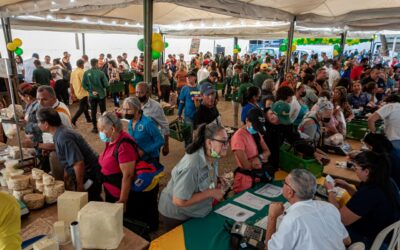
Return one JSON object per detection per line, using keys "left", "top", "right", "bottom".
{"left": 178, "top": 85, "right": 200, "bottom": 120}
{"left": 294, "top": 103, "right": 309, "bottom": 126}
{"left": 347, "top": 92, "right": 369, "bottom": 109}
{"left": 128, "top": 115, "right": 165, "bottom": 161}
{"left": 241, "top": 103, "right": 258, "bottom": 123}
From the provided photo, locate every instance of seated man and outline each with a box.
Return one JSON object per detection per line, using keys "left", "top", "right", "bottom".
{"left": 265, "top": 169, "right": 351, "bottom": 250}
{"left": 36, "top": 107, "right": 102, "bottom": 201}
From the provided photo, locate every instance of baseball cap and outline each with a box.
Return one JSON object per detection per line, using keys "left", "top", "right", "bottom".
{"left": 260, "top": 63, "right": 268, "bottom": 70}
{"left": 187, "top": 71, "right": 197, "bottom": 77}
{"left": 200, "top": 83, "right": 216, "bottom": 95}
{"left": 272, "top": 100, "right": 291, "bottom": 125}
{"left": 32, "top": 53, "right": 39, "bottom": 59}
{"left": 246, "top": 108, "right": 266, "bottom": 134}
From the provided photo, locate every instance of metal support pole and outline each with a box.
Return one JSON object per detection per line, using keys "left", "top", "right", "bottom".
{"left": 1, "top": 18, "right": 19, "bottom": 104}
{"left": 285, "top": 17, "right": 296, "bottom": 73}
{"left": 392, "top": 37, "right": 397, "bottom": 57}
{"left": 233, "top": 37, "right": 238, "bottom": 63}
{"left": 143, "top": 0, "right": 153, "bottom": 85}
{"left": 340, "top": 31, "right": 347, "bottom": 59}
{"left": 82, "top": 33, "right": 86, "bottom": 56}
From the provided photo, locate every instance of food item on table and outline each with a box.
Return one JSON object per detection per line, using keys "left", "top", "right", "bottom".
{"left": 32, "top": 237, "right": 58, "bottom": 250}
{"left": 53, "top": 221, "right": 67, "bottom": 243}
{"left": 5, "top": 104, "right": 23, "bottom": 119}
{"left": 45, "top": 195, "right": 57, "bottom": 204}
{"left": 4, "top": 159, "right": 19, "bottom": 171}
{"left": 58, "top": 191, "right": 88, "bottom": 225}
{"left": 0, "top": 142, "right": 7, "bottom": 151}
{"left": 32, "top": 168, "right": 44, "bottom": 180}
{"left": 8, "top": 175, "right": 30, "bottom": 191}
{"left": 78, "top": 202, "right": 124, "bottom": 249}
{"left": 42, "top": 174, "right": 55, "bottom": 185}
{"left": 43, "top": 185, "right": 58, "bottom": 197}
{"left": 36, "top": 179, "right": 44, "bottom": 193}
{"left": 29, "top": 175, "right": 35, "bottom": 187}
{"left": 54, "top": 181, "right": 65, "bottom": 196}
{"left": 13, "top": 188, "right": 33, "bottom": 200}
{"left": 23, "top": 193, "right": 45, "bottom": 210}
{"left": 9, "top": 169, "right": 24, "bottom": 176}
{"left": 9, "top": 146, "right": 21, "bottom": 159}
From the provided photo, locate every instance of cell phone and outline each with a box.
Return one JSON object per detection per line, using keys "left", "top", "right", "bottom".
{"left": 325, "top": 175, "right": 335, "bottom": 185}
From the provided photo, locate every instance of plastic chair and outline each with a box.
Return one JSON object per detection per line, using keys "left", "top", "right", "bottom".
{"left": 347, "top": 242, "right": 365, "bottom": 250}
{"left": 371, "top": 220, "right": 400, "bottom": 250}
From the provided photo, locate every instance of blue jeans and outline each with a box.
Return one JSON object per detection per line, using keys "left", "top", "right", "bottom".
{"left": 391, "top": 140, "right": 400, "bottom": 157}
{"left": 184, "top": 117, "right": 193, "bottom": 148}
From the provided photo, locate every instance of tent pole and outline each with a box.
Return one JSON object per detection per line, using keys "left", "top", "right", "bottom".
{"left": 1, "top": 17, "right": 23, "bottom": 160}
{"left": 233, "top": 37, "right": 238, "bottom": 63}
{"left": 285, "top": 16, "right": 296, "bottom": 74}
{"left": 340, "top": 31, "right": 347, "bottom": 59}
{"left": 143, "top": 0, "right": 153, "bottom": 86}
{"left": 82, "top": 33, "right": 86, "bottom": 56}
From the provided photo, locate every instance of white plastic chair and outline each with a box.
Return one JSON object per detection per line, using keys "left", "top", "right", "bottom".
{"left": 371, "top": 220, "right": 400, "bottom": 250}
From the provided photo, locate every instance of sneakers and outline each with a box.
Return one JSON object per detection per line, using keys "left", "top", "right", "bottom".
{"left": 91, "top": 128, "right": 98, "bottom": 134}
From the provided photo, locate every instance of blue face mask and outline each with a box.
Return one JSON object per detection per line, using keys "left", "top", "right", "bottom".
{"left": 246, "top": 126, "right": 258, "bottom": 135}
{"left": 99, "top": 132, "right": 111, "bottom": 143}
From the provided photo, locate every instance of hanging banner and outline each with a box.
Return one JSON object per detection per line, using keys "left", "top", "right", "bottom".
{"left": 189, "top": 38, "right": 200, "bottom": 55}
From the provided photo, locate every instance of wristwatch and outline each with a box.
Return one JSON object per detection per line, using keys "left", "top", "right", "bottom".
{"left": 327, "top": 189, "right": 335, "bottom": 193}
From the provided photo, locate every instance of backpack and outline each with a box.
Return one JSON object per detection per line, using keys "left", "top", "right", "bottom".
{"left": 113, "top": 138, "right": 164, "bottom": 192}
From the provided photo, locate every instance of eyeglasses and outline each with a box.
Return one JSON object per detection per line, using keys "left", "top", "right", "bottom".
{"left": 211, "top": 138, "right": 230, "bottom": 147}
{"left": 121, "top": 108, "right": 135, "bottom": 112}
{"left": 284, "top": 180, "right": 296, "bottom": 193}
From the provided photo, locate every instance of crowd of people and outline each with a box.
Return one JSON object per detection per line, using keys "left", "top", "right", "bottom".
{"left": 2, "top": 46, "right": 400, "bottom": 249}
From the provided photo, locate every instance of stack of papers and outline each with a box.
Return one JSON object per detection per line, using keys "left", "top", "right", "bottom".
{"left": 255, "top": 184, "right": 282, "bottom": 198}
{"left": 214, "top": 204, "right": 255, "bottom": 222}
{"left": 234, "top": 192, "right": 271, "bottom": 210}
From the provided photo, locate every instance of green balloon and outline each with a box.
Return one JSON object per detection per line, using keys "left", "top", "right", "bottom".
{"left": 152, "top": 50, "right": 161, "bottom": 59}
{"left": 165, "top": 42, "right": 169, "bottom": 48}
{"left": 333, "top": 44, "right": 340, "bottom": 50}
{"left": 15, "top": 47, "right": 23, "bottom": 56}
{"left": 137, "top": 38, "right": 145, "bottom": 52}
{"left": 279, "top": 44, "right": 287, "bottom": 52}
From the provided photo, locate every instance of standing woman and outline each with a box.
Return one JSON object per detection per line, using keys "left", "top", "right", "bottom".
{"left": 158, "top": 123, "right": 228, "bottom": 231}
{"left": 108, "top": 60, "right": 121, "bottom": 108}
{"left": 15, "top": 55, "right": 24, "bottom": 83}
{"left": 51, "top": 58, "right": 68, "bottom": 105}
{"left": 174, "top": 64, "right": 188, "bottom": 95}
{"left": 97, "top": 112, "right": 158, "bottom": 231}
{"left": 122, "top": 97, "right": 165, "bottom": 163}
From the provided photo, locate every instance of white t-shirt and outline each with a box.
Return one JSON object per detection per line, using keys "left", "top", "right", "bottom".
{"left": 42, "top": 62, "right": 53, "bottom": 69}
{"left": 289, "top": 98, "right": 301, "bottom": 123}
{"left": 83, "top": 62, "right": 91, "bottom": 71}
{"left": 328, "top": 68, "right": 340, "bottom": 89}
{"left": 197, "top": 67, "right": 210, "bottom": 83}
{"left": 376, "top": 103, "right": 400, "bottom": 141}
{"left": 268, "top": 200, "right": 348, "bottom": 250}
{"left": 23, "top": 57, "right": 36, "bottom": 83}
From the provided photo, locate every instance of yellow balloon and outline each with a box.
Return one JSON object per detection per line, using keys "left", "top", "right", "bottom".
{"left": 152, "top": 40, "right": 165, "bottom": 52}
{"left": 333, "top": 50, "right": 339, "bottom": 56}
{"left": 291, "top": 45, "right": 297, "bottom": 51}
{"left": 6, "top": 42, "right": 16, "bottom": 51}
{"left": 152, "top": 33, "right": 162, "bottom": 42}
{"left": 13, "top": 38, "right": 22, "bottom": 47}
{"left": 233, "top": 49, "right": 239, "bottom": 54}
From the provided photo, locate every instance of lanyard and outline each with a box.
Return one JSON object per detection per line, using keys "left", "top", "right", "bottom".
{"left": 207, "top": 164, "right": 216, "bottom": 189}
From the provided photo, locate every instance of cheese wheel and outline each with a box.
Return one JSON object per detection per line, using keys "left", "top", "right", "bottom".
{"left": 9, "top": 169, "right": 24, "bottom": 176}
{"left": 42, "top": 174, "right": 55, "bottom": 185}
{"left": 8, "top": 175, "right": 30, "bottom": 191}
{"left": 29, "top": 175, "right": 35, "bottom": 187}
{"left": 45, "top": 195, "right": 58, "bottom": 204}
{"left": 23, "top": 193, "right": 45, "bottom": 210}
{"left": 54, "top": 181, "right": 65, "bottom": 196}
{"left": 44, "top": 185, "right": 58, "bottom": 197}
{"left": 36, "top": 180, "right": 44, "bottom": 193}
{"left": 32, "top": 168, "right": 44, "bottom": 180}
{"left": 13, "top": 188, "right": 33, "bottom": 200}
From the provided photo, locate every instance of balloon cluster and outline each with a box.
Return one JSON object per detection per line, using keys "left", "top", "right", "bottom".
{"left": 137, "top": 33, "right": 169, "bottom": 60}
{"left": 6, "top": 38, "right": 23, "bottom": 56}
{"left": 280, "top": 37, "right": 371, "bottom": 47}
{"left": 233, "top": 44, "right": 241, "bottom": 54}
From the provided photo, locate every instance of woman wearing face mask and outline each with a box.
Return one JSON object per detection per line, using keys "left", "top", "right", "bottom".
{"left": 291, "top": 83, "right": 309, "bottom": 128}
{"left": 97, "top": 112, "right": 137, "bottom": 218}
{"left": 232, "top": 108, "right": 271, "bottom": 193}
{"left": 298, "top": 98, "right": 335, "bottom": 146}
{"left": 122, "top": 97, "right": 164, "bottom": 163}
{"left": 158, "top": 123, "right": 228, "bottom": 232}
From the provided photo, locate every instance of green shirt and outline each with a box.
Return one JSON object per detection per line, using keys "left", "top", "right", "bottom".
{"left": 32, "top": 67, "right": 51, "bottom": 85}
{"left": 231, "top": 74, "right": 241, "bottom": 102}
{"left": 253, "top": 71, "right": 272, "bottom": 89}
{"left": 82, "top": 68, "right": 109, "bottom": 99}
{"left": 237, "top": 82, "right": 253, "bottom": 104}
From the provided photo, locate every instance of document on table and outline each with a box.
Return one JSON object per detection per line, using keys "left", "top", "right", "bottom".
{"left": 254, "top": 184, "right": 282, "bottom": 198}
{"left": 234, "top": 192, "right": 271, "bottom": 210}
{"left": 254, "top": 202, "right": 290, "bottom": 230}
{"left": 214, "top": 203, "right": 255, "bottom": 222}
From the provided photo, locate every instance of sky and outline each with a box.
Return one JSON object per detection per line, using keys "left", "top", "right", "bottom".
{"left": 0, "top": 29, "right": 249, "bottom": 65}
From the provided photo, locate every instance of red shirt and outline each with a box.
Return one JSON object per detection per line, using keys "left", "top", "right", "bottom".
{"left": 99, "top": 131, "right": 138, "bottom": 197}
{"left": 350, "top": 65, "right": 364, "bottom": 81}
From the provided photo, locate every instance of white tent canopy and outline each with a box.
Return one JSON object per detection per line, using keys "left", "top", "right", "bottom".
{"left": 1, "top": 0, "right": 400, "bottom": 37}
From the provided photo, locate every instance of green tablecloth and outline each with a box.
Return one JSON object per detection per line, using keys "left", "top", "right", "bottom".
{"left": 183, "top": 181, "right": 286, "bottom": 250}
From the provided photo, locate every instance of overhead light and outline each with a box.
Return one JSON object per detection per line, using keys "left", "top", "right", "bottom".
{"left": 225, "top": 22, "right": 231, "bottom": 26}
{"left": 46, "top": 14, "right": 54, "bottom": 19}
{"left": 98, "top": 19, "right": 104, "bottom": 24}
{"left": 112, "top": 20, "right": 116, "bottom": 25}
{"left": 70, "top": 0, "right": 75, "bottom": 2}
{"left": 65, "top": 16, "right": 71, "bottom": 21}
{"left": 124, "top": 21, "right": 129, "bottom": 26}
{"left": 51, "top": 1, "right": 56, "bottom": 5}
{"left": 200, "top": 22, "right": 205, "bottom": 28}
{"left": 82, "top": 18, "right": 88, "bottom": 22}
{"left": 212, "top": 23, "right": 216, "bottom": 27}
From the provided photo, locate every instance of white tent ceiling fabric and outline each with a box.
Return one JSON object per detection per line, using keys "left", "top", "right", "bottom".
{"left": 1, "top": 0, "right": 400, "bottom": 37}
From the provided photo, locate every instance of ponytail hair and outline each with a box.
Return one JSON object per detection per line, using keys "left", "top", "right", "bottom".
{"left": 186, "top": 123, "right": 225, "bottom": 154}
